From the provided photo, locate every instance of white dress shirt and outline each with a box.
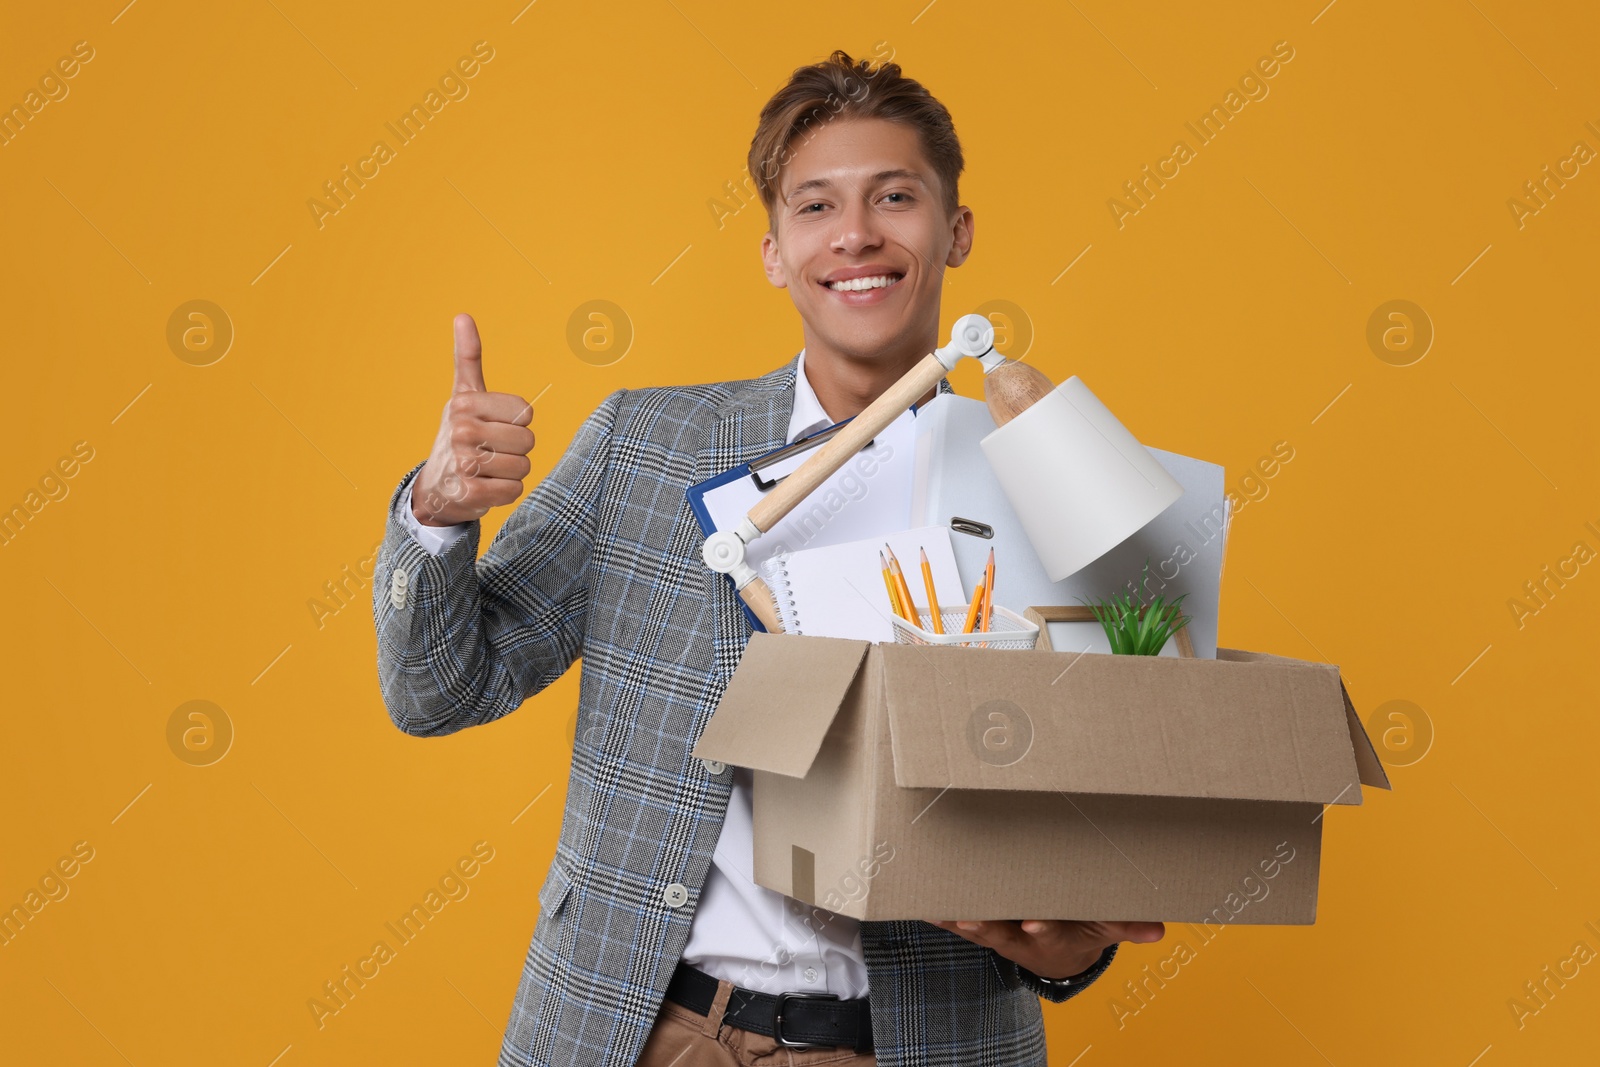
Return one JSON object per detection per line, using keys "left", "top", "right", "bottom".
{"left": 400, "top": 350, "right": 883, "bottom": 998}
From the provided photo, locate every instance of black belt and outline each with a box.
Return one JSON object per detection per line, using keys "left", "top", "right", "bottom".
{"left": 664, "top": 961, "right": 873, "bottom": 1052}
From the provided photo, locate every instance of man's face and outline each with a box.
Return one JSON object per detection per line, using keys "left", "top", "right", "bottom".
{"left": 760, "top": 117, "right": 974, "bottom": 364}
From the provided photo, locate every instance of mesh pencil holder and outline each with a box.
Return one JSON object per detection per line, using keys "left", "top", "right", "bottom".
{"left": 890, "top": 605, "right": 1040, "bottom": 649}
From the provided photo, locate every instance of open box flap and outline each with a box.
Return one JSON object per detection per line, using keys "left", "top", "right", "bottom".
{"left": 880, "top": 644, "right": 1366, "bottom": 804}
{"left": 1339, "top": 680, "right": 1392, "bottom": 791}
{"left": 691, "top": 632, "right": 869, "bottom": 778}
{"left": 1220, "top": 647, "right": 1391, "bottom": 792}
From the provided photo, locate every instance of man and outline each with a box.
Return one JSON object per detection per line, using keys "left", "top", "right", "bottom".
{"left": 373, "top": 49, "right": 1165, "bottom": 1067}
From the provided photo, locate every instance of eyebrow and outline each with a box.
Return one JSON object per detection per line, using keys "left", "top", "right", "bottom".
{"left": 784, "top": 169, "right": 928, "bottom": 203}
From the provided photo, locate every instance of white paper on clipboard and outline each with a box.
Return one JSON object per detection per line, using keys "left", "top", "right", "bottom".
{"left": 690, "top": 407, "right": 920, "bottom": 575}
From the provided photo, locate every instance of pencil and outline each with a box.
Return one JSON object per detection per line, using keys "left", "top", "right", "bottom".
{"left": 880, "top": 550, "right": 906, "bottom": 620}
{"left": 961, "top": 580, "right": 985, "bottom": 634}
{"left": 919, "top": 548, "right": 944, "bottom": 634}
{"left": 885, "top": 545, "right": 919, "bottom": 628}
{"left": 977, "top": 548, "right": 998, "bottom": 648}
{"left": 979, "top": 548, "right": 995, "bottom": 634}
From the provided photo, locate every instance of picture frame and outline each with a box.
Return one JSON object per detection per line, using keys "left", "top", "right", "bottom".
{"left": 1021, "top": 605, "right": 1197, "bottom": 659}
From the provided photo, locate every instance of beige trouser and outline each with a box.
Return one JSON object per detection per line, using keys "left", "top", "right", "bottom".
{"left": 635, "top": 974, "right": 878, "bottom": 1067}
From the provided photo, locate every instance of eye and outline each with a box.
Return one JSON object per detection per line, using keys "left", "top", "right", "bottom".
{"left": 800, "top": 202, "right": 828, "bottom": 214}
{"left": 882, "top": 191, "right": 913, "bottom": 204}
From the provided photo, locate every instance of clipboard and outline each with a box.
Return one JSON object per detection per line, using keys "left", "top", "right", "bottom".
{"left": 688, "top": 405, "right": 923, "bottom": 632}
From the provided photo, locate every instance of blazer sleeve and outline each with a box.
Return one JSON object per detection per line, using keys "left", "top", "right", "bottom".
{"left": 371, "top": 388, "right": 627, "bottom": 737}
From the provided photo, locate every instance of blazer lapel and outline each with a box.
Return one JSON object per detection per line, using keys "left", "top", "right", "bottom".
{"left": 699, "top": 357, "right": 800, "bottom": 483}
{"left": 697, "top": 356, "right": 800, "bottom": 686}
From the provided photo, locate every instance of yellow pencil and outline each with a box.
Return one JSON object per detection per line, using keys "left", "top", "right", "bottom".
{"left": 979, "top": 548, "right": 995, "bottom": 634}
{"left": 880, "top": 550, "right": 907, "bottom": 620}
{"left": 885, "top": 545, "right": 919, "bottom": 627}
{"left": 961, "top": 580, "right": 985, "bottom": 634}
{"left": 919, "top": 548, "right": 944, "bottom": 634}
{"left": 974, "top": 549, "right": 996, "bottom": 647}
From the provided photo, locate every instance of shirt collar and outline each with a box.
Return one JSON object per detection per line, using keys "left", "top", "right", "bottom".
{"left": 786, "top": 348, "right": 835, "bottom": 444}
{"left": 787, "top": 348, "right": 955, "bottom": 445}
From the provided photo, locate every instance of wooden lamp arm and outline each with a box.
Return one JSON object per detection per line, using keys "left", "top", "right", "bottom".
{"left": 704, "top": 314, "right": 1024, "bottom": 633}
{"left": 749, "top": 352, "right": 948, "bottom": 534}
{"left": 729, "top": 352, "right": 946, "bottom": 632}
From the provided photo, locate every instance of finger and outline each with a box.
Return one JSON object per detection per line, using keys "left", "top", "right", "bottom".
{"left": 1015, "top": 920, "right": 1098, "bottom": 957}
{"left": 453, "top": 313, "right": 487, "bottom": 394}
{"left": 446, "top": 391, "right": 534, "bottom": 428}
{"left": 1017, "top": 920, "right": 1092, "bottom": 938}
{"left": 457, "top": 448, "right": 532, "bottom": 483}
{"left": 1016, "top": 919, "right": 1164, "bottom": 944}
{"left": 965, "top": 920, "right": 1028, "bottom": 950}
{"left": 449, "top": 474, "right": 525, "bottom": 511}
{"left": 1114, "top": 921, "right": 1166, "bottom": 944}
{"left": 946, "top": 921, "right": 1006, "bottom": 949}
{"left": 453, "top": 418, "right": 535, "bottom": 458}
{"left": 476, "top": 391, "right": 534, "bottom": 427}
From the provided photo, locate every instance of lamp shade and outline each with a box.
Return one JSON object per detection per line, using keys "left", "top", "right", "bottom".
{"left": 980, "top": 376, "right": 1184, "bottom": 582}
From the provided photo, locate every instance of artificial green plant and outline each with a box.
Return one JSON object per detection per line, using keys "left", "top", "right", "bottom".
{"left": 1077, "top": 558, "right": 1191, "bottom": 656}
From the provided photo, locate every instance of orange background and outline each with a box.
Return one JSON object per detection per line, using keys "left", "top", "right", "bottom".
{"left": 4, "top": 1, "right": 1597, "bottom": 1063}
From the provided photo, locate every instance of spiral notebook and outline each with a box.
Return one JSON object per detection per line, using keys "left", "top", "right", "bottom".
{"left": 757, "top": 525, "right": 965, "bottom": 642}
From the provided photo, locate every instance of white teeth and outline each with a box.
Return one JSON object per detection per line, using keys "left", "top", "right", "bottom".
{"left": 827, "top": 274, "right": 901, "bottom": 292}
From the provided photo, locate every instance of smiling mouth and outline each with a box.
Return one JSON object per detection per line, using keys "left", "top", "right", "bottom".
{"left": 821, "top": 273, "right": 905, "bottom": 292}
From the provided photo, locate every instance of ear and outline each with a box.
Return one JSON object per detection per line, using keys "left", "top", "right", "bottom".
{"left": 945, "top": 205, "right": 975, "bottom": 269}
{"left": 760, "top": 230, "right": 788, "bottom": 289}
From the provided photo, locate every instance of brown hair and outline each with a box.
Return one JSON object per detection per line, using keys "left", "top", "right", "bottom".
{"left": 747, "top": 48, "right": 964, "bottom": 234}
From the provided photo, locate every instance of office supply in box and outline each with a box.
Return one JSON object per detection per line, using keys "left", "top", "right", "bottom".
{"left": 911, "top": 393, "right": 1230, "bottom": 659}
{"left": 889, "top": 605, "right": 1040, "bottom": 649}
{"left": 978, "top": 377, "right": 1185, "bottom": 581}
{"left": 1024, "top": 605, "right": 1196, "bottom": 659}
{"left": 692, "top": 633, "right": 1391, "bottom": 924}
{"left": 689, "top": 407, "right": 920, "bottom": 632}
{"left": 758, "top": 526, "right": 964, "bottom": 642}
{"left": 699, "top": 316, "right": 1185, "bottom": 634}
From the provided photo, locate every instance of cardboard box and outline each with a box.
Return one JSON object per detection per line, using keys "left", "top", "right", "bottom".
{"left": 691, "top": 632, "right": 1391, "bottom": 924}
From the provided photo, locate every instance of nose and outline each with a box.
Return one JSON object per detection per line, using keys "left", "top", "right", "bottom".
{"left": 831, "top": 195, "right": 885, "bottom": 256}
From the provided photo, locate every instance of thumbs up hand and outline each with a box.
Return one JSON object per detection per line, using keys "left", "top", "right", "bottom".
{"left": 410, "top": 314, "right": 536, "bottom": 526}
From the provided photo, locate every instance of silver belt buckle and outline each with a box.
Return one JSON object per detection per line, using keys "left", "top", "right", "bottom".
{"left": 772, "top": 990, "right": 842, "bottom": 1048}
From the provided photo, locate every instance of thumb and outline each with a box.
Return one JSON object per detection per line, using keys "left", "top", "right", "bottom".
{"left": 452, "top": 313, "right": 487, "bottom": 393}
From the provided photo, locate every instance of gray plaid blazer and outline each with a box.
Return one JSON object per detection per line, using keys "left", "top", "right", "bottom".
{"left": 371, "top": 354, "right": 1116, "bottom": 1066}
